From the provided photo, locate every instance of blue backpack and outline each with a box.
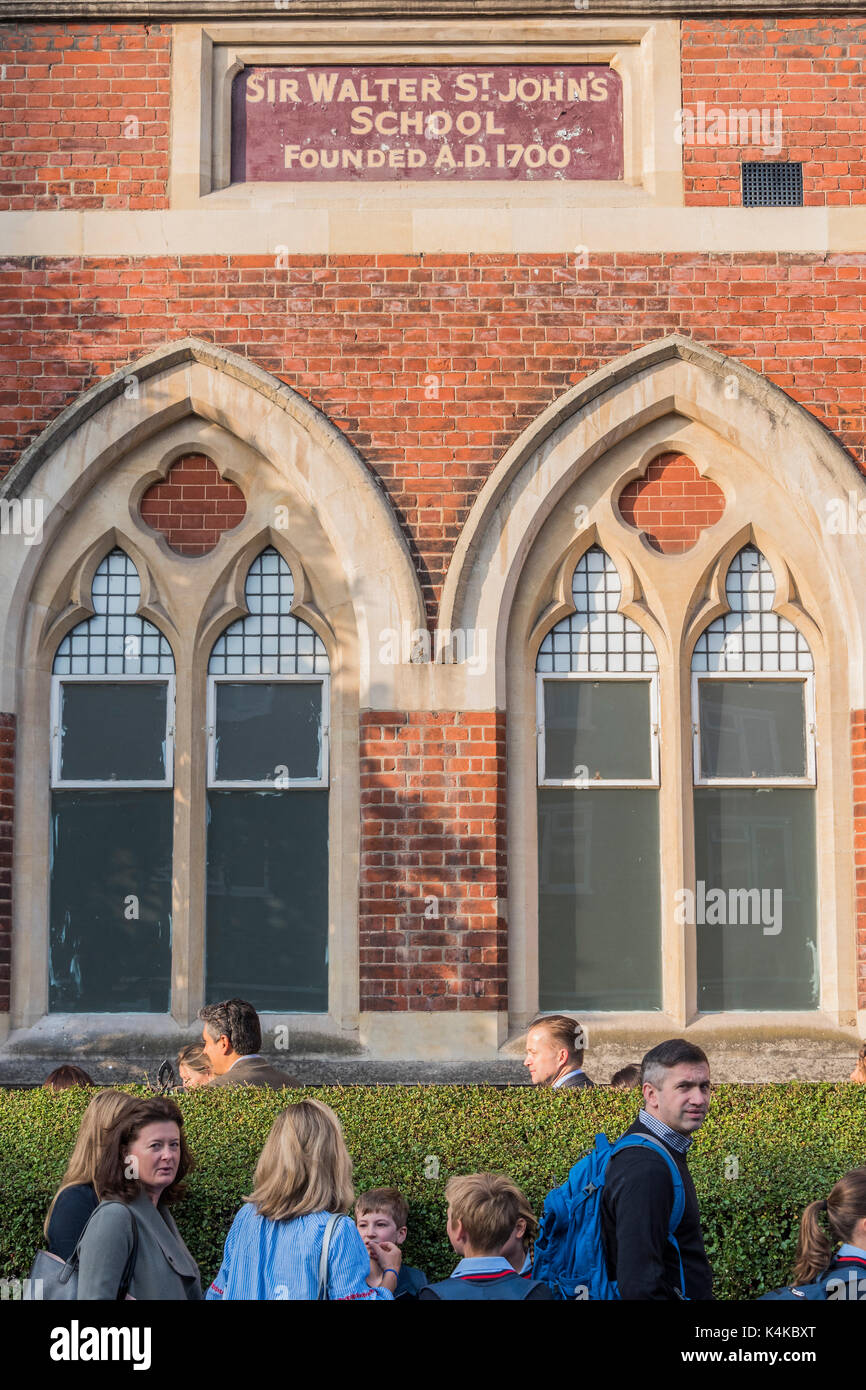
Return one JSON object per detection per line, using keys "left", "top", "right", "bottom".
{"left": 532, "top": 1132, "right": 687, "bottom": 1300}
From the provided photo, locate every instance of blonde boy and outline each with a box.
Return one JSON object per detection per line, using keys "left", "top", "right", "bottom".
{"left": 418, "top": 1174, "right": 552, "bottom": 1301}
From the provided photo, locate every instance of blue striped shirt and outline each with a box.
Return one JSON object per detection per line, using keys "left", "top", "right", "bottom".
{"left": 206, "top": 1205, "right": 394, "bottom": 1301}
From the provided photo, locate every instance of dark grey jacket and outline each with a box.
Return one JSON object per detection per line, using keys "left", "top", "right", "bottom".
{"left": 77, "top": 1190, "right": 202, "bottom": 1300}
{"left": 555, "top": 1070, "right": 594, "bottom": 1089}
{"left": 208, "top": 1055, "right": 296, "bottom": 1089}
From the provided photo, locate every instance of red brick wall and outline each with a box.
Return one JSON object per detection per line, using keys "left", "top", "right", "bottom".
{"left": 139, "top": 453, "right": 246, "bottom": 556}
{"left": 1, "top": 252, "right": 864, "bottom": 622}
{"left": 0, "top": 714, "right": 14, "bottom": 1012}
{"left": 853, "top": 710, "right": 866, "bottom": 1009}
{"left": 0, "top": 24, "right": 171, "bottom": 210}
{"left": 3, "top": 20, "right": 864, "bottom": 211}
{"left": 618, "top": 452, "right": 726, "bottom": 553}
{"left": 359, "top": 710, "right": 507, "bottom": 1011}
{"left": 682, "top": 18, "right": 866, "bottom": 206}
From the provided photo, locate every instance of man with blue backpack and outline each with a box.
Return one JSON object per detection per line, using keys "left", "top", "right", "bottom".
{"left": 533, "top": 1039, "right": 714, "bottom": 1300}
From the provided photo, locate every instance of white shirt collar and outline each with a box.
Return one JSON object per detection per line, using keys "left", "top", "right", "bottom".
{"left": 226, "top": 1053, "right": 261, "bottom": 1071}
{"left": 450, "top": 1256, "right": 516, "bottom": 1277}
{"left": 552, "top": 1068, "right": 584, "bottom": 1088}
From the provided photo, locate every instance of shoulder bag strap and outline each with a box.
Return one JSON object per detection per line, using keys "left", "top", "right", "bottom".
{"left": 117, "top": 1208, "right": 139, "bottom": 1300}
{"left": 62, "top": 1200, "right": 139, "bottom": 1298}
{"left": 317, "top": 1213, "right": 344, "bottom": 1301}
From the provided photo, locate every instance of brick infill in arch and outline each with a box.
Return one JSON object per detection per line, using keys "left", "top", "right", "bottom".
{"left": 618, "top": 452, "right": 725, "bottom": 554}
{"left": 359, "top": 709, "right": 507, "bottom": 1012}
{"left": 139, "top": 454, "right": 246, "bottom": 557}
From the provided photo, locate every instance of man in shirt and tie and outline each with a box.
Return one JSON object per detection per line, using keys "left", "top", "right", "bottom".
{"left": 523, "top": 1014, "right": 594, "bottom": 1089}
{"left": 601, "top": 1039, "right": 714, "bottom": 1300}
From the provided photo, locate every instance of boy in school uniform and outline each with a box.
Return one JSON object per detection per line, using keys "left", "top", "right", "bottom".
{"left": 355, "top": 1187, "right": 427, "bottom": 1300}
{"left": 418, "top": 1174, "right": 553, "bottom": 1301}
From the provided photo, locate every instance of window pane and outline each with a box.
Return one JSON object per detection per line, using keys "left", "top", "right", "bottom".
{"left": 50, "top": 791, "right": 172, "bottom": 1011}
{"left": 538, "top": 788, "right": 661, "bottom": 1009}
{"left": 206, "top": 790, "right": 328, "bottom": 1010}
{"left": 543, "top": 680, "right": 652, "bottom": 780}
{"left": 694, "top": 788, "right": 817, "bottom": 1010}
{"left": 59, "top": 682, "right": 167, "bottom": 782}
{"left": 214, "top": 682, "right": 322, "bottom": 781}
{"left": 698, "top": 680, "right": 806, "bottom": 779}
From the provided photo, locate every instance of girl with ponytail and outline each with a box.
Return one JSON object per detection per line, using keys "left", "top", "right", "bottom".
{"left": 760, "top": 1168, "right": 866, "bottom": 1299}
{"left": 792, "top": 1169, "right": 866, "bottom": 1289}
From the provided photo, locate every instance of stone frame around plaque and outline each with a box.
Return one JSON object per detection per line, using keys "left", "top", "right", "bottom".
{"left": 169, "top": 17, "right": 684, "bottom": 237}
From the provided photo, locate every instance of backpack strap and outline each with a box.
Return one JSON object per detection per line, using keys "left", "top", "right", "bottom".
{"left": 610, "top": 1134, "right": 688, "bottom": 1299}
{"left": 117, "top": 1207, "right": 139, "bottom": 1300}
{"left": 317, "top": 1213, "right": 344, "bottom": 1301}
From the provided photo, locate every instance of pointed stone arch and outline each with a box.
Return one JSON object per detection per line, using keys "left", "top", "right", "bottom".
{"left": 0, "top": 337, "right": 425, "bottom": 709}
{"left": 441, "top": 333, "right": 866, "bottom": 707}
{"left": 482, "top": 334, "right": 865, "bottom": 1037}
{"left": 0, "top": 338, "right": 425, "bottom": 1035}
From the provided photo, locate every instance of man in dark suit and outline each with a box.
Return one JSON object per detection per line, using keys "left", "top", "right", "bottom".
{"left": 199, "top": 998, "right": 296, "bottom": 1088}
{"left": 523, "top": 1014, "right": 594, "bottom": 1089}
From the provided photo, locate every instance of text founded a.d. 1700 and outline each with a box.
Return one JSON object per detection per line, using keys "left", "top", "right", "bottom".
{"left": 231, "top": 65, "right": 623, "bottom": 182}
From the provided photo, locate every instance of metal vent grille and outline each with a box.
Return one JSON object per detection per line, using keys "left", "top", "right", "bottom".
{"left": 741, "top": 161, "right": 803, "bottom": 208}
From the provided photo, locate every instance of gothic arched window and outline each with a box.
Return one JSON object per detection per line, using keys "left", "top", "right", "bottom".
{"left": 50, "top": 549, "right": 175, "bottom": 1011}
{"left": 205, "top": 548, "right": 330, "bottom": 1010}
{"left": 691, "top": 545, "right": 817, "bottom": 1009}
{"left": 535, "top": 546, "right": 661, "bottom": 1010}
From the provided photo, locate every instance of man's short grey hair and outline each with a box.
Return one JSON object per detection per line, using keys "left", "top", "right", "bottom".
{"left": 641, "top": 1039, "right": 709, "bottom": 1090}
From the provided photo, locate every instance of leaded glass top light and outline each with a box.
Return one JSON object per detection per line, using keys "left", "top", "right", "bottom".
{"left": 692, "top": 546, "right": 813, "bottom": 673}
{"left": 208, "top": 548, "right": 329, "bottom": 676}
{"left": 53, "top": 549, "right": 174, "bottom": 675}
{"left": 536, "top": 546, "right": 658, "bottom": 674}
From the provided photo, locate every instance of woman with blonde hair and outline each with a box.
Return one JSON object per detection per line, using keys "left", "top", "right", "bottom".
{"left": 206, "top": 1098, "right": 399, "bottom": 1300}
{"left": 45, "top": 1089, "right": 137, "bottom": 1261}
{"left": 177, "top": 1043, "right": 212, "bottom": 1089}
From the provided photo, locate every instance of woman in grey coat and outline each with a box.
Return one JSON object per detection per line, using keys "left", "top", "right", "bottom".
{"left": 77, "top": 1096, "right": 202, "bottom": 1300}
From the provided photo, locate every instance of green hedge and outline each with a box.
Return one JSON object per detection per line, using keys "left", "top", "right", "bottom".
{"left": 1, "top": 1083, "right": 864, "bottom": 1299}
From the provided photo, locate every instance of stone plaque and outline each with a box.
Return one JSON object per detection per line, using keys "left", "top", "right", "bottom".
{"left": 231, "top": 64, "right": 623, "bottom": 182}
